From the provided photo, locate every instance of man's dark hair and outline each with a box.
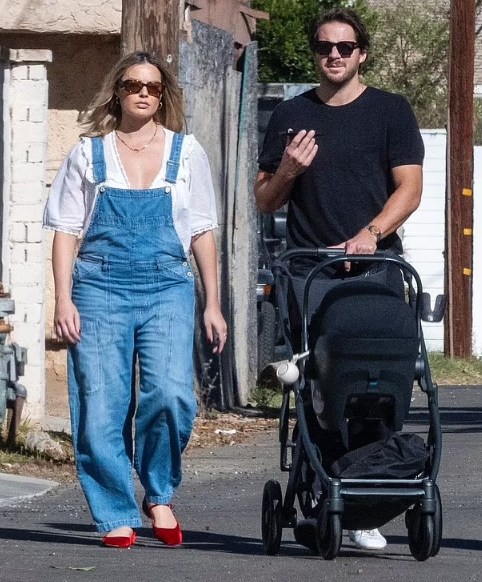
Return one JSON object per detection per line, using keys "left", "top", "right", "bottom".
{"left": 308, "top": 8, "right": 371, "bottom": 53}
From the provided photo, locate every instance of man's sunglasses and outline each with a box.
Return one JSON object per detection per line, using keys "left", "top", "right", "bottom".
{"left": 118, "top": 79, "right": 163, "bottom": 98}
{"left": 314, "top": 41, "right": 359, "bottom": 57}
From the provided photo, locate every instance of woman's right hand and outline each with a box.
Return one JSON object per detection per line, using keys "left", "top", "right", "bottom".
{"left": 54, "top": 295, "right": 81, "bottom": 345}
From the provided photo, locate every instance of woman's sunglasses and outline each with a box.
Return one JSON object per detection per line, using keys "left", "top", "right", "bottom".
{"left": 314, "top": 41, "right": 359, "bottom": 57}
{"left": 118, "top": 79, "right": 163, "bottom": 99}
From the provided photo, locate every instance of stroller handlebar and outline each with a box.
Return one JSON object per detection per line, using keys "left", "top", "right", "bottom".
{"left": 276, "top": 247, "right": 393, "bottom": 263}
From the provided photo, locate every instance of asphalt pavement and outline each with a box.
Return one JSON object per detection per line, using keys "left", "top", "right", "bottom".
{"left": 0, "top": 385, "right": 481, "bottom": 582}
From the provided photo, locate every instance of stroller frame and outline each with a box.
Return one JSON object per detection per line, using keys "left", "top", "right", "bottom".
{"left": 261, "top": 248, "right": 443, "bottom": 561}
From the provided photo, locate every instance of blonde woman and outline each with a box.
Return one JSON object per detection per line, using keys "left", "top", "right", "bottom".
{"left": 44, "top": 51, "right": 227, "bottom": 548}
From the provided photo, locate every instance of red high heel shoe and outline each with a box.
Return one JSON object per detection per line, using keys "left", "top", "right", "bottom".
{"left": 102, "top": 530, "right": 137, "bottom": 548}
{"left": 142, "top": 498, "right": 183, "bottom": 546}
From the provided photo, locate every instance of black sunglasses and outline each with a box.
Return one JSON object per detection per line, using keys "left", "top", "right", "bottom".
{"left": 118, "top": 79, "right": 163, "bottom": 99}
{"left": 314, "top": 41, "right": 360, "bottom": 57}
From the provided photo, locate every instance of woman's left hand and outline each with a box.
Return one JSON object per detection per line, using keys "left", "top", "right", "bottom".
{"left": 204, "top": 305, "right": 228, "bottom": 354}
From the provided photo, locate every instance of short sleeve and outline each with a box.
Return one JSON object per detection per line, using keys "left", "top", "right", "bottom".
{"left": 387, "top": 96, "right": 425, "bottom": 169}
{"left": 187, "top": 137, "right": 218, "bottom": 236}
{"left": 257, "top": 104, "right": 286, "bottom": 174}
{"left": 43, "top": 140, "right": 89, "bottom": 235}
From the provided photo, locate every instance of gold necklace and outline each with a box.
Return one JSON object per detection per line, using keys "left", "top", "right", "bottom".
{"left": 115, "top": 124, "right": 158, "bottom": 153}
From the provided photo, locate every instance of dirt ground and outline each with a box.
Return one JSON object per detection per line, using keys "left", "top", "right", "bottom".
{"left": 1, "top": 373, "right": 279, "bottom": 483}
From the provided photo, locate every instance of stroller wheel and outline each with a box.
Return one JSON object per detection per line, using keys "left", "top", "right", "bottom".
{"left": 431, "top": 484, "right": 443, "bottom": 557}
{"left": 406, "top": 505, "right": 435, "bottom": 561}
{"left": 315, "top": 511, "right": 342, "bottom": 560}
{"left": 261, "top": 480, "right": 283, "bottom": 555}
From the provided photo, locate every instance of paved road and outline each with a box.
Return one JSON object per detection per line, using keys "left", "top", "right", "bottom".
{"left": 1, "top": 385, "right": 481, "bottom": 582}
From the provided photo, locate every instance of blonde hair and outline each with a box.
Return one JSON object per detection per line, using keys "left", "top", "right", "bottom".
{"left": 79, "top": 51, "right": 185, "bottom": 136}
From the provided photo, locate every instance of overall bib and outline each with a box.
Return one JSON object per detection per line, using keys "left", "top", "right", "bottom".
{"left": 67, "top": 134, "right": 197, "bottom": 532}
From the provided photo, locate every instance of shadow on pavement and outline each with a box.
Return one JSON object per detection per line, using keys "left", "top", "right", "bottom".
{"left": 386, "top": 534, "right": 482, "bottom": 552}
{"left": 407, "top": 406, "right": 482, "bottom": 434}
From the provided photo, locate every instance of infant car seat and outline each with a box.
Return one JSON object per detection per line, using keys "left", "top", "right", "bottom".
{"left": 308, "top": 280, "right": 419, "bottom": 433}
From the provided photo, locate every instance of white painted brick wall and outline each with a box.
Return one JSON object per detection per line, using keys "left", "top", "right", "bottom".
{"left": 10, "top": 223, "right": 27, "bottom": 243}
{"left": 10, "top": 203, "right": 44, "bottom": 223}
{"left": 2, "top": 51, "right": 51, "bottom": 424}
{"left": 10, "top": 64, "right": 29, "bottom": 81}
{"left": 26, "top": 223, "right": 43, "bottom": 243}
{"left": 11, "top": 182, "right": 44, "bottom": 204}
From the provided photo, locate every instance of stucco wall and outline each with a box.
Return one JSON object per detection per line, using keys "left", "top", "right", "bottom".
{"left": 0, "top": 0, "right": 259, "bottom": 48}
{"left": 0, "top": 0, "right": 121, "bottom": 34}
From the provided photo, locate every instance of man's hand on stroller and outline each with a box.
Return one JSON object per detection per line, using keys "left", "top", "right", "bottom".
{"left": 329, "top": 227, "right": 379, "bottom": 271}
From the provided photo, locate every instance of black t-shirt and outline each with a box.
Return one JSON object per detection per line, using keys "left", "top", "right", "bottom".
{"left": 258, "top": 87, "right": 425, "bottom": 253}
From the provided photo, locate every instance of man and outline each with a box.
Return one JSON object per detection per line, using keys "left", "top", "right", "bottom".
{"left": 255, "top": 8, "right": 424, "bottom": 551}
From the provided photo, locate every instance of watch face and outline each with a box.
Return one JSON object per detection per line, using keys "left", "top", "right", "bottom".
{"left": 367, "top": 225, "right": 381, "bottom": 241}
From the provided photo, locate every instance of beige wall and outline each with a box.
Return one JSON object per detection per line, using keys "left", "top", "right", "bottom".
{"left": 0, "top": 0, "right": 260, "bottom": 50}
{"left": 0, "top": 0, "right": 120, "bottom": 34}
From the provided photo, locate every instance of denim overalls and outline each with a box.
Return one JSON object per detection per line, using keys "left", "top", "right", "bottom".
{"left": 67, "top": 134, "right": 197, "bottom": 532}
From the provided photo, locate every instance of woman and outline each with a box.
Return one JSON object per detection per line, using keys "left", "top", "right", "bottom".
{"left": 43, "top": 51, "right": 227, "bottom": 548}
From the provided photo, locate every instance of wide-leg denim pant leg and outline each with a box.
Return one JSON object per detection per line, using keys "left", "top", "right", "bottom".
{"left": 68, "top": 261, "right": 142, "bottom": 533}
{"left": 133, "top": 262, "right": 197, "bottom": 506}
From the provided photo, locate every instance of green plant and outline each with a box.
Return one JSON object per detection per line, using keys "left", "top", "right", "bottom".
{"left": 428, "top": 352, "right": 482, "bottom": 385}
{"left": 252, "top": 0, "right": 350, "bottom": 83}
{"left": 249, "top": 384, "right": 283, "bottom": 409}
{"left": 362, "top": 0, "right": 449, "bottom": 129}
{"left": 473, "top": 98, "right": 482, "bottom": 146}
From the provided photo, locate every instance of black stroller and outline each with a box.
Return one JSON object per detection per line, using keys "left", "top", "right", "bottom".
{"left": 260, "top": 248, "right": 444, "bottom": 561}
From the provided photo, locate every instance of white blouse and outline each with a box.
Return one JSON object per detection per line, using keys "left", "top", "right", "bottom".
{"left": 43, "top": 129, "right": 218, "bottom": 253}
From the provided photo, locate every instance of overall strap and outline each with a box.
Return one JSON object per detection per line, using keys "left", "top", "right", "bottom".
{"left": 90, "top": 137, "right": 107, "bottom": 184}
{"left": 165, "top": 133, "right": 185, "bottom": 184}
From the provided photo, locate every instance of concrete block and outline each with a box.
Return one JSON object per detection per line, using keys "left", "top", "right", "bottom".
{"left": 8, "top": 305, "right": 27, "bottom": 324}
{"left": 11, "top": 107, "right": 29, "bottom": 122}
{"left": 27, "top": 144, "right": 47, "bottom": 163}
{"left": 10, "top": 322, "right": 43, "bottom": 348}
{"left": 11, "top": 242, "right": 43, "bottom": 265}
{"left": 28, "top": 64, "right": 47, "bottom": 81}
{"left": 10, "top": 263, "right": 44, "bottom": 285}
{"left": 11, "top": 182, "right": 44, "bottom": 204}
{"left": 12, "top": 162, "right": 45, "bottom": 184}
{"left": 27, "top": 223, "right": 44, "bottom": 243}
{"left": 28, "top": 107, "right": 47, "bottom": 123}
{"left": 20, "top": 340, "right": 41, "bottom": 366}
{"left": 9, "top": 120, "right": 48, "bottom": 145}
{"left": 26, "top": 243, "right": 44, "bottom": 264}
{"left": 11, "top": 203, "right": 44, "bottom": 223}
{"left": 20, "top": 366, "right": 46, "bottom": 424}
{"left": 24, "top": 393, "right": 45, "bottom": 424}
{"left": 10, "top": 142, "right": 28, "bottom": 163}
{"left": 10, "top": 222, "right": 27, "bottom": 243}
{"left": 10, "top": 49, "right": 52, "bottom": 64}
{"left": 10, "top": 81, "right": 47, "bottom": 107}
{"left": 26, "top": 303, "right": 43, "bottom": 326}
{"left": 10, "top": 244, "right": 28, "bottom": 264}
{"left": 10, "top": 65, "right": 29, "bottom": 80}
{"left": 7, "top": 286, "right": 36, "bottom": 304}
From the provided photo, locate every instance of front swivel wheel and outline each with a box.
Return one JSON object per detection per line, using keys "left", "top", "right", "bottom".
{"left": 261, "top": 480, "right": 283, "bottom": 555}
{"left": 316, "top": 511, "right": 342, "bottom": 560}
{"left": 406, "top": 505, "right": 435, "bottom": 561}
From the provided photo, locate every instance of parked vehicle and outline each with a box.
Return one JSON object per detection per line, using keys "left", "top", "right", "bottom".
{"left": 256, "top": 209, "right": 287, "bottom": 375}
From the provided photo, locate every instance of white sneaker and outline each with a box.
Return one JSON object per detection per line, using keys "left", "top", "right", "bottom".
{"left": 348, "top": 529, "right": 387, "bottom": 550}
